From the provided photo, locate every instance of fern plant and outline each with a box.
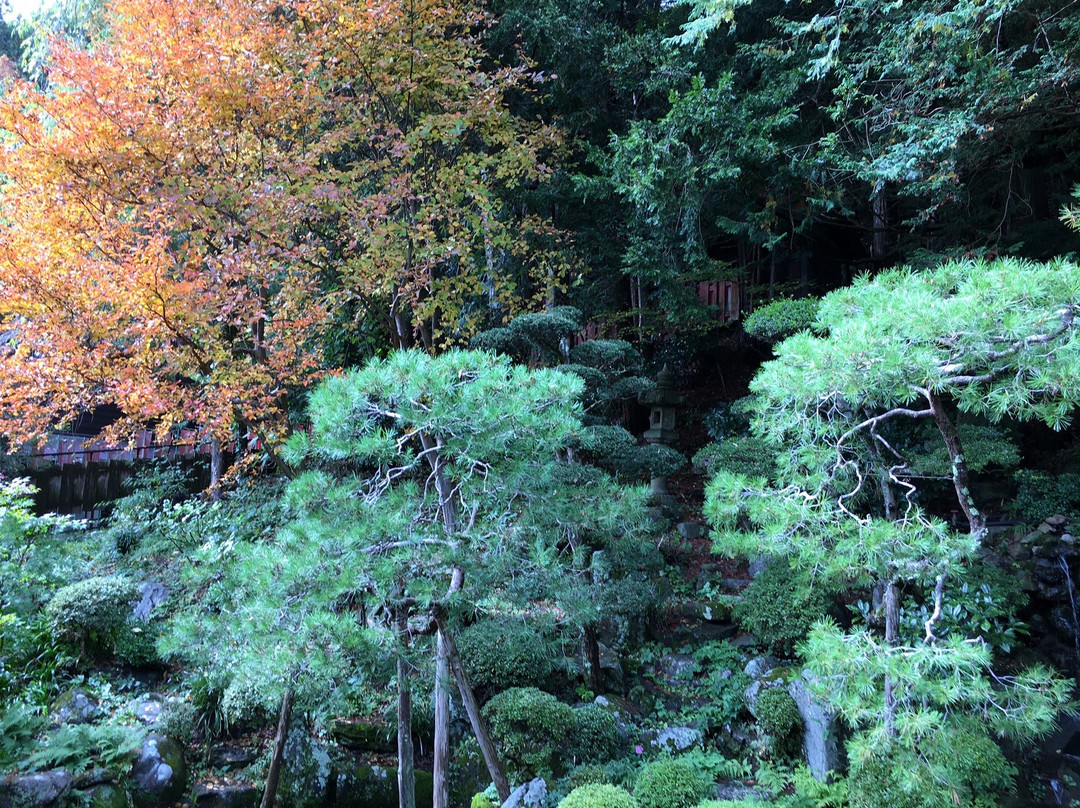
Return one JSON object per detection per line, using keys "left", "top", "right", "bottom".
{"left": 23, "top": 723, "right": 144, "bottom": 773}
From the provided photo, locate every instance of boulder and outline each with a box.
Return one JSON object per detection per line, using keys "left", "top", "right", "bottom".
{"left": 131, "top": 733, "right": 187, "bottom": 808}
{"left": 84, "top": 784, "right": 130, "bottom": 808}
{"left": 501, "top": 778, "right": 546, "bottom": 808}
{"left": 328, "top": 718, "right": 396, "bottom": 753}
{"left": 131, "top": 695, "right": 164, "bottom": 725}
{"left": 743, "top": 656, "right": 779, "bottom": 680}
{"left": 657, "top": 653, "right": 695, "bottom": 681}
{"left": 712, "top": 782, "right": 770, "bottom": 802}
{"left": 279, "top": 727, "right": 333, "bottom": 808}
{"left": 641, "top": 726, "right": 702, "bottom": 754}
{"left": 132, "top": 582, "right": 169, "bottom": 622}
{"left": 51, "top": 688, "right": 98, "bottom": 725}
{"left": 335, "top": 765, "right": 433, "bottom": 808}
{"left": 788, "top": 673, "right": 841, "bottom": 781}
{"left": 0, "top": 771, "right": 73, "bottom": 808}
{"left": 208, "top": 745, "right": 255, "bottom": 771}
{"left": 193, "top": 784, "right": 260, "bottom": 808}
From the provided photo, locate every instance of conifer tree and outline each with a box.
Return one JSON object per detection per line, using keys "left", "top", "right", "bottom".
{"left": 706, "top": 257, "right": 1078, "bottom": 805}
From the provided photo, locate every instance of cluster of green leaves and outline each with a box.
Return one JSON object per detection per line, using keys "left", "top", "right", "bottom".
{"left": 632, "top": 756, "right": 712, "bottom": 808}
{"left": 483, "top": 687, "right": 618, "bottom": 780}
{"left": 640, "top": 641, "right": 750, "bottom": 733}
{"left": 705, "top": 257, "right": 1080, "bottom": 800}
{"left": 559, "top": 783, "right": 638, "bottom": 808}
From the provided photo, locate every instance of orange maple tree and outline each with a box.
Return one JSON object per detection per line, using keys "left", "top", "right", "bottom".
{"left": 0, "top": 0, "right": 571, "bottom": 472}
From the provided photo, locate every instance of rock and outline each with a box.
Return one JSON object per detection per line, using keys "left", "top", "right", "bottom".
{"left": 73, "top": 770, "right": 112, "bottom": 790}
{"left": 84, "top": 784, "right": 130, "bottom": 808}
{"left": 51, "top": 688, "right": 98, "bottom": 725}
{"left": 712, "top": 782, "right": 770, "bottom": 802}
{"left": 676, "top": 522, "right": 705, "bottom": 540}
{"left": 744, "top": 656, "right": 779, "bottom": 680}
{"left": 131, "top": 734, "right": 187, "bottom": 808}
{"left": 328, "top": 718, "right": 396, "bottom": 753}
{"left": 730, "top": 634, "right": 758, "bottom": 649}
{"left": 657, "top": 653, "right": 696, "bottom": 680}
{"left": 208, "top": 745, "right": 254, "bottom": 770}
{"left": 0, "top": 771, "right": 73, "bottom": 808}
{"left": 280, "top": 727, "right": 334, "bottom": 808}
{"left": 131, "top": 695, "right": 164, "bottom": 725}
{"left": 674, "top": 601, "right": 734, "bottom": 623}
{"left": 642, "top": 726, "right": 703, "bottom": 754}
{"left": 788, "top": 673, "right": 841, "bottom": 781}
{"left": 501, "top": 778, "right": 546, "bottom": 808}
{"left": 748, "top": 555, "right": 771, "bottom": 578}
{"left": 720, "top": 578, "right": 751, "bottom": 591}
{"left": 193, "top": 784, "right": 260, "bottom": 808}
{"left": 336, "top": 765, "right": 433, "bottom": 808}
{"left": 132, "top": 582, "right": 169, "bottom": 622}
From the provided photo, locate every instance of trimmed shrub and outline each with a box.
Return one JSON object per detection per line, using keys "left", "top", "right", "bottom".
{"left": 754, "top": 687, "right": 801, "bottom": 738}
{"left": 457, "top": 619, "right": 555, "bottom": 697}
{"left": 743, "top": 298, "right": 819, "bottom": 343}
{"left": 560, "top": 784, "right": 638, "bottom": 808}
{"left": 733, "top": 559, "right": 833, "bottom": 657}
{"left": 483, "top": 686, "right": 576, "bottom": 780}
{"left": 633, "top": 758, "right": 711, "bottom": 808}
{"left": 45, "top": 576, "right": 136, "bottom": 655}
{"left": 572, "top": 703, "right": 619, "bottom": 763}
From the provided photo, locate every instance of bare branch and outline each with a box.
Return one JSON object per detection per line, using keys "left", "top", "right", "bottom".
{"left": 924, "top": 573, "right": 947, "bottom": 642}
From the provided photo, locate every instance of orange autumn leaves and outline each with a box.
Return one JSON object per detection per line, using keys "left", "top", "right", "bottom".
{"left": 0, "top": 0, "right": 570, "bottom": 451}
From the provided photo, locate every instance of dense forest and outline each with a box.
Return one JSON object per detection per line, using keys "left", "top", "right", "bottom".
{"left": 3, "top": 0, "right": 1080, "bottom": 807}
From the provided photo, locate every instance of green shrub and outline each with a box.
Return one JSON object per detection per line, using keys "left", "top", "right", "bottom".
{"left": 846, "top": 730, "right": 1015, "bottom": 808}
{"left": 743, "top": 298, "right": 819, "bottom": 343}
{"left": 221, "top": 677, "right": 270, "bottom": 726}
{"left": 457, "top": 619, "right": 555, "bottom": 696}
{"left": 24, "top": 722, "right": 145, "bottom": 774}
{"left": 471, "top": 792, "right": 497, "bottom": 808}
{"left": 734, "top": 559, "right": 833, "bottom": 657}
{"left": 561, "top": 763, "right": 611, "bottom": 792}
{"left": 560, "top": 784, "right": 638, "bottom": 808}
{"left": 695, "top": 802, "right": 760, "bottom": 808}
{"left": 691, "top": 437, "right": 774, "bottom": 480}
{"left": 45, "top": 576, "right": 136, "bottom": 655}
{"left": 156, "top": 700, "right": 196, "bottom": 745}
{"left": 483, "top": 686, "right": 576, "bottom": 779}
{"left": 754, "top": 687, "right": 801, "bottom": 738}
{"left": 572, "top": 703, "right": 619, "bottom": 763}
{"left": 113, "top": 621, "right": 162, "bottom": 668}
{"left": 633, "top": 758, "right": 712, "bottom": 808}
{"left": 1014, "top": 469, "right": 1080, "bottom": 523}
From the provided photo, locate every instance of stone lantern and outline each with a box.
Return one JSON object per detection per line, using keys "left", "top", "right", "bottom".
{"left": 639, "top": 364, "right": 684, "bottom": 510}
{"left": 641, "top": 364, "right": 683, "bottom": 447}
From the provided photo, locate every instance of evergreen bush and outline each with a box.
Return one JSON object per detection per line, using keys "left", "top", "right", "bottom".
{"left": 483, "top": 686, "right": 577, "bottom": 779}
{"left": 754, "top": 687, "right": 801, "bottom": 738}
{"left": 45, "top": 576, "right": 136, "bottom": 654}
{"left": 560, "top": 783, "right": 638, "bottom": 808}
{"left": 457, "top": 618, "right": 555, "bottom": 697}
{"left": 572, "top": 703, "right": 619, "bottom": 762}
{"left": 743, "top": 298, "right": 819, "bottom": 343}
{"left": 633, "top": 757, "right": 711, "bottom": 808}
{"left": 733, "top": 559, "right": 832, "bottom": 657}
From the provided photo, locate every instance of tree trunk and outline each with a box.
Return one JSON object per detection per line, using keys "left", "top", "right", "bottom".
{"left": 433, "top": 629, "right": 451, "bottom": 808}
{"left": 436, "top": 615, "right": 511, "bottom": 803}
{"left": 583, "top": 624, "right": 602, "bottom": 695}
{"left": 883, "top": 582, "right": 899, "bottom": 736}
{"left": 927, "top": 389, "right": 985, "bottom": 539}
{"left": 872, "top": 181, "right": 888, "bottom": 262}
{"left": 259, "top": 687, "right": 293, "bottom": 808}
{"left": 397, "top": 609, "right": 416, "bottom": 808}
{"left": 209, "top": 437, "right": 224, "bottom": 502}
